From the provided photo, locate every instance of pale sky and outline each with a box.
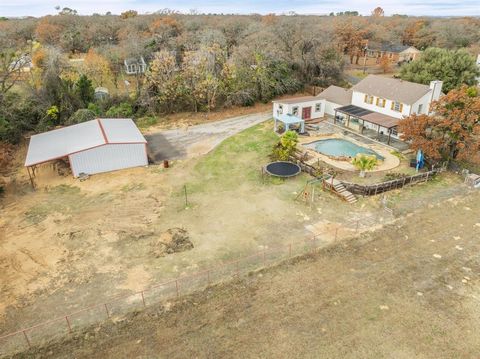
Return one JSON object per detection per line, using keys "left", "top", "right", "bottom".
{"left": 1, "top": 0, "right": 479, "bottom": 17}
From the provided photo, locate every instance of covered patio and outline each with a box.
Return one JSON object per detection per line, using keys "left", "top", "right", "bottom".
{"left": 334, "top": 105, "right": 400, "bottom": 145}
{"left": 274, "top": 113, "right": 305, "bottom": 133}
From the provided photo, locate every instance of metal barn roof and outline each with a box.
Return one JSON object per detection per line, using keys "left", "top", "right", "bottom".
{"left": 25, "top": 119, "right": 146, "bottom": 167}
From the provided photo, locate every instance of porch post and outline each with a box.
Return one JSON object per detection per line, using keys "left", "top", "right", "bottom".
{"left": 347, "top": 115, "right": 350, "bottom": 128}
{"left": 274, "top": 118, "right": 277, "bottom": 132}
{"left": 388, "top": 129, "right": 392, "bottom": 145}
{"left": 27, "top": 166, "right": 35, "bottom": 190}
{"left": 300, "top": 120, "right": 305, "bottom": 133}
{"left": 361, "top": 120, "right": 365, "bottom": 134}
{"left": 377, "top": 125, "right": 380, "bottom": 140}
{"left": 334, "top": 110, "right": 337, "bottom": 123}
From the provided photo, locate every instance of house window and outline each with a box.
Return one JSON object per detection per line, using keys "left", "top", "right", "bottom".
{"left": 364, "top": 94, "right": 374, "bottom": 104}
{"left": 292, "top": 106, "right": 299, "bottom": 116}
{"left": 376, "top": 98, "right": 386, "bottom": 108}
{"left": 278, "top": 104, "right": 283, "bottom": 114}
{"left": 391, "top": 101, "right": 403, "bottom": 112}
{"left": 315, "top": 103, "right": 322, "bottom": 112}
{"left": 417, "top": 104, "right": 423, "bottom": 114}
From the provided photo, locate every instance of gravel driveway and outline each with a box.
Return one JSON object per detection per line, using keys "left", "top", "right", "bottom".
{"left": 145, "top": 112, "right": 271, "bottom": 162}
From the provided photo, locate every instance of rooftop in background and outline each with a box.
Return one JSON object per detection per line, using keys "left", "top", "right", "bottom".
{"left": 351, "top": 75, "right": 431, "bottom": 105}
{"left": 25, "top": 119, "right": 146, "bottom": 167}
{"left": 317, "top": 86, "right": 353, "bottom": 106}
{"left": 368, "top": 43, "right": 420, "bottom": 53}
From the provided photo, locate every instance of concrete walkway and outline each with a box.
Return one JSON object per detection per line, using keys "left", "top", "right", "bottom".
{"left": 145, "top": 112, "right": 271, "bottom": 163}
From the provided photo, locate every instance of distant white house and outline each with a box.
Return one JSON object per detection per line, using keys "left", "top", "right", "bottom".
{"left": 9, "top": 54, "right": 33, "bottom": 72}
{"left": 272, "top": 75, "right": 443, "bottom": 144}
{"left": 124, "top": 57, "right": 147, "bottom": 75}
{"left": 94, "top": 87, "right": 109, "bottom": 101}
{"left": 476, "top": 54, "right": 480, "bottom": 84}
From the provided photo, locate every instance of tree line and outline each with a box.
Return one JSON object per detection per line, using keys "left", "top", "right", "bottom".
{"left": 0, "top": 11, "right": 479, "bottom": 144}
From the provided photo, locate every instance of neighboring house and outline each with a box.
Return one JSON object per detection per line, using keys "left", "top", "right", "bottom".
{"left": 476, "top": 54, "right": 480, "bottom": 84}
{"left": 272, "top": 96, "right": 325, "bottom": 121}
{"left": 9, "top": 54, "right": 33, "bottom": 72}
{"left": 273, "top": 75, "right": 443, "bottom": 144}
{"left": 94, "top": 87, "right": 109, "bottom": 101}
{"left": 124, "top": 57, "right": 147, "bottom": 75}
{"left": 25, "top": 118, "right": 148, "bottom": 179}
{"left": 367, "top": 44, "right": 421, "bottom": 63}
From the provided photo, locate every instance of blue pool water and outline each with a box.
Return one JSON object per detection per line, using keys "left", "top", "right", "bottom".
{"left": 306, "top": 139, "right": 384, "bottom": 160}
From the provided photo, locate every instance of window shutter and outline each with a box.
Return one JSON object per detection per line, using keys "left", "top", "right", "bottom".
{"left": 376, "top": 98, "right": 379, "bottom": 106}
{"left": 364, "top": 94, "right": 368, "bottom": 103}
{"left": 399, "top": 103, "right": 403, "bottom": 112}
{"left": 391, "top": 102, "right": 394, "bottom": 110}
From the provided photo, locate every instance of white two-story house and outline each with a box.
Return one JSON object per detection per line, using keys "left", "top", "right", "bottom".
{"left": 334, "top": 75, "right": 443, "bottom": 142}
{"left": 272, "top": 75, "right": 443, "bottom": 143}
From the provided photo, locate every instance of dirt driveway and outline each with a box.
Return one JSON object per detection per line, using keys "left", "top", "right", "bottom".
{"left": 145, "top": 112, "right": 271, "bottom": 162}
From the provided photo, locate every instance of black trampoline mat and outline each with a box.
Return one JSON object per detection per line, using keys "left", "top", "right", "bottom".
{"left": 265, "top": 161, "right": 301, "bottom": 177}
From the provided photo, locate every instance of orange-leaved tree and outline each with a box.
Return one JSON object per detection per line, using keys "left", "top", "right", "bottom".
{"left": 399, "top": 86, "right": 480, "bottom": 164}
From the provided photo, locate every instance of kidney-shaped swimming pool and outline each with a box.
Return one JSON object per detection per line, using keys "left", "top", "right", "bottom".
{"left": 305, "top": 139, "right": 384, "bottom": 160}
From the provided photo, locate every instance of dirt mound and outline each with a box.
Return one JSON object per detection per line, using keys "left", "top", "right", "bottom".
{"left": 150, "top": 228, "right": 193, "bottom": 258}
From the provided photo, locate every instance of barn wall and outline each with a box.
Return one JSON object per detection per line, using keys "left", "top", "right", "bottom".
{"left": 70, "top": 143, "right": 147, "bottom": 177}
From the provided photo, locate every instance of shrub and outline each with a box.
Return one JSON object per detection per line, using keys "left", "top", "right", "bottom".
{"left": 271, "top": 130, "right": 298, "bottom": 161}
{"left": 135, "top": 116, "right": 158, "bottom": 129}
{"left": 66, "top": 109, "right": 96, "bottom": 125}
{"left": 105, "top": 102, "right": 133, "bottom": 118}
{"left": 352, "top": 154, "right": 378, "bottom": 177}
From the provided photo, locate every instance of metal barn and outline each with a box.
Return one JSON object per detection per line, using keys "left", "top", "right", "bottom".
{"left": 25, "top": 118, "right": 148, "bottom": 182}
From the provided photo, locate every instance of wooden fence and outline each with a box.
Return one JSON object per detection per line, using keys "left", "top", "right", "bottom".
{"left": 340, "top": 168, "right": 443, "bottom": 196}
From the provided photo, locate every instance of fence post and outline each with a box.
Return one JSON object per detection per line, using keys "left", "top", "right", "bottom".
{"left": 175, "top": 280, "right": 179, "bottom": 298}
{"left": 65, "top": 316, "right": 72, "bottom": 333}
{"left": 104, "top": 303, "right": 110, "bottom": 318}
{"left": 141, "top": 291, "right": 146, "bottom": 307}
{"left": 22, "top": 330, "right": 31, "bottom": 348}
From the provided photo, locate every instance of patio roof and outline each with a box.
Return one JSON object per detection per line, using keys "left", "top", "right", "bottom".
{"left": 335, "top": 105, "right": 399, "bottom": 129}
{"left": 274, "top": 113, "right": 304, "bottom": 125}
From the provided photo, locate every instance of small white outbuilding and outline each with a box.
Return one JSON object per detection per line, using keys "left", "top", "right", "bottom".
{"left": 25, "top": 118, "right": 148, "bottom": 179}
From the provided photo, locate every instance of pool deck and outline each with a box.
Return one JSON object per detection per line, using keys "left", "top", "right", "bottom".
{"left": 298, "top": 132, "right": 400, "bottom": 172}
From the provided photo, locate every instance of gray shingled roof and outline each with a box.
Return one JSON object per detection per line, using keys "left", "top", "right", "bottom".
{"left": 272, "top": 96, "right": 320, "bottom": 105}
{"left": 317, "top": 86, "right": 353, "bottom": 105}
{"left": 351, "top": 75, "right": 431, "bottom": 105}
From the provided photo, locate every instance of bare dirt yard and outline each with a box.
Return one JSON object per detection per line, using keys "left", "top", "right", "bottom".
{"left": 0, "top": 119, "right": 471, "bottom": 357}
{"left": 10, "top": 187, "right": 480, "bottom": 358}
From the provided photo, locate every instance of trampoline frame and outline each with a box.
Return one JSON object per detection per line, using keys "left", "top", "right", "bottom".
{"left": 264, "top": 161, "right": 301, "bottom": 178}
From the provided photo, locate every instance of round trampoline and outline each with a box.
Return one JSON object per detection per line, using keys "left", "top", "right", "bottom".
{"left": 264, "top": 161, "right": 301, "bottom": 178}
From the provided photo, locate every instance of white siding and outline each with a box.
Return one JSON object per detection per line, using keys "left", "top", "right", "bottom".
{"left": 70, "top": 143, "right": 147, "bottom": 177}
{"left": 410, "top": 91, "right": 432, "bottom": 115}
{"left": 273, "top": 99, "right": 325, "bottom": 119}
{"left": 324, "top": 101, "right": 342, "bottom": 117}
{"left": 351, "top": 90, "right": 411, "bottom": 119}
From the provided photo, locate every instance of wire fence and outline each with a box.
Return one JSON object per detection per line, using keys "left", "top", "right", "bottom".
{"left": 0, "top": 221, "right": 362, "bottom": 357}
